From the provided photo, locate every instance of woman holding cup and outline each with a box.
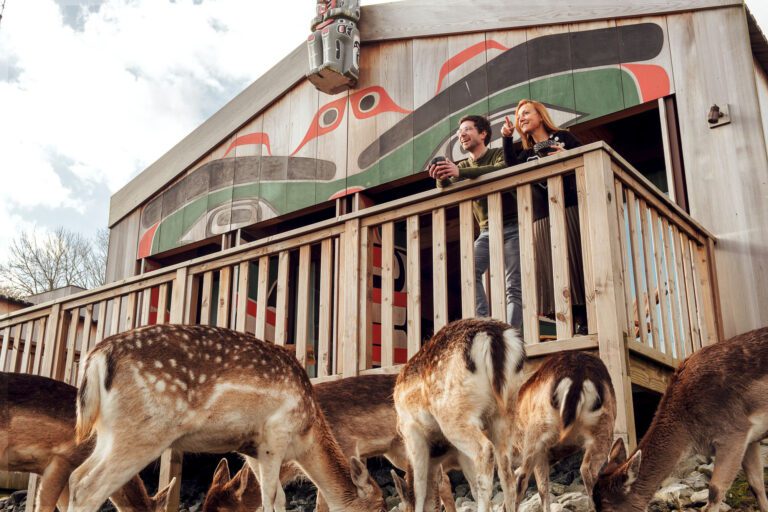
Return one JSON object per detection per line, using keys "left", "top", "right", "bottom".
{"left": 502, "top": 99, "right": 581, "bottom": 165}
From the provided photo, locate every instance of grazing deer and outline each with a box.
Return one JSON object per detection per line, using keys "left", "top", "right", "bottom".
{"left": 394, "top": 318, "right": 527, "bottom": 512}
{"left": 594, "top": 326, "right": 768, "bottom": 512}
{"left": 512, "top": 351, "right": 617, "bottom": 511}
{"left": 202, "top": 374, "right": 456, "bottom": 512}
{"left": 68, "top": 324, "right": 385, "bottom": 512}
{"left": 0, "top": 372, "right": 174, "bottom": 512}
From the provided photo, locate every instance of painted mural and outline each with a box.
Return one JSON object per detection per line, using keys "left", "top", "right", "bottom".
{"left": 139, "top": 22, "right": 672, "bottom": 258}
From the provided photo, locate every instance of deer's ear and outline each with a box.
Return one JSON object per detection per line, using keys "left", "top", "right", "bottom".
{"left": 211, "top": 458, "right": 231, "bottom": 487}
{"left": 350, "top": 456, "right": 370, "bottom": 486}
{"left": 608, "top": 437, "right": 627, "bottom": 464}
{"left": 624, "top": 450, "right": 642, "bottom": 490}
{"left": 234, "top": 466, "right": 253, "bottom": 497}
{"left": 154, "top": 477, "right": 176, "bottom": 510}
{"left": 391, "top": 469, "right": 407, "bottom": 502}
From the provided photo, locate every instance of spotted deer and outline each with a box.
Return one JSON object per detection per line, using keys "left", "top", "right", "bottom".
{"left": 594, "top": 326, "right": 768, "bottom": 512}
{"left": 0, "top": 372, "right": 174, "bottom": 512}
{"left": 394, "top": 318, "right": 527, "bottom": 512}
{"left": 68, "top": 324, "right": 386, "bottom": 512}
{"left": 512, "top": 351, "right": 617, "bottom": 511}
{"left": 202, "top": 374, "right": 456, "bottom": 512}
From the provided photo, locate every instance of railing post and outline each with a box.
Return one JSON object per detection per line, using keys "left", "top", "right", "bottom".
{"left": 583, "top": 149, "right": 637, "bottom": 449}
{"left": 340, "top": 219, "right": 361, "bottom": 377}
{"left": 39, "top": 304, "right": 62, "bottom": 379}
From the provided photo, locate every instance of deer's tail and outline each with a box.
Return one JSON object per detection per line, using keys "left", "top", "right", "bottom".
{"left": 556, "top": 376, "right": 603, "bottom": 443}
{"left": 76, "top": 350, "right": 108, "bottom": 443}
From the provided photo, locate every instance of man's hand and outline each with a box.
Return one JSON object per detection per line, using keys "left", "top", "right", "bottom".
{"left": 428, "top": 160, "right": 460, "bottom": 181}
{"left": 501, "top": 115, "right": 515, "bottom": 138}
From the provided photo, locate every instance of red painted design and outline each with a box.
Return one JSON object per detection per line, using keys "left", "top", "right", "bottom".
{"left": 371, "top": 288, "right": 408, "bottom": 308}
{"left": 622, "top": 63, "right": 670, "bottom": 103}
{"left": 223, "top": 133, "right": 272, "bottom": 157}
{"left": 138, "top": 222, "right": 160, "bottom": 259}
{"left": 328, "top": 186, "right": 364, "bottom": 200}
{"left": 350, "top": 86, "right": 412, "bottom": 120}
{"left": 291, "top": 96, "right": 348, "bottom": 156}
{"left": 436, "top": 40, "right": 508, "bottom": 94}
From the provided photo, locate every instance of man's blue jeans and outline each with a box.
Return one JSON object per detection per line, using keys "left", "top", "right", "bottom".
{"left": 473, "top": 224, "right": 522, "bottom": 329}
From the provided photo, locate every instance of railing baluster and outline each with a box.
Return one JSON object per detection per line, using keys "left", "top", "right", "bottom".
{"left": 692, "top": 241, "right": 717, "bottom": 346}
{"left": 20, "top": 322, "right": 34, "bottom": 373}
{"left": 358, "top": 227, "right": 373, "bottom": 371}
{"left": 406, "top": 215, "right": 422, "bottom": 359}
{"left": 78, "top": 305, "right": 94, "bottom": 382}
{"left": 40, "top": 304, "right": 62, "bottom": 379}
{"left": 295, "top": 245, "right": 311, "bottom": 369}
{"left": 661, "top": 219, "right": 684, "bottom": 360}
{"left": 0, "top": 326, "right": 10, "bottom": 371}
{"left": 517, "top": 185, "right": 539, "bottom": 344}
{"left": 459, "top": 201, "right": 476, "bottom": 319}
{"left": 274, "top": 251, "right": 290, "bottom": 347}
{"left": 614, "top": 180, "right": 634, "bottom": 340}
{"left": 318, "top": 239, "right": 333, "bottom": 377}
{"left": 235, "top": 262, "right": 249, "bottom": 333}
{"left": 156, "top": 286, "right": 168, "bottom": 326}
{"left": 140, "top": 288, "right": 152, "bottom": 327}
{"left": 671, "top": 226, "right": 694, "bottom": 357}
{"left": 432, "top": 208, "right": 448, "bottom": 331}
{"left": 650, "top": 210, "right": 673, "bottom": 356}
{"left": 200, "top": 272, "right": 213, "bottom": 326}
{"left": 380, "top": 222, "right": 395, "bottom": 368}
{"left": 64, "top": 308, "right": 80, "bottom": 385}
{"left": 123, "top": 292, "right": 137, "bottom": 332}
{"left": 255, "top": 258, "right": 269, "bottom": 339}
{"left": 217, "top": 267, "right": 232, "bottom": 329}
{"left": 638, "top": 199, "right": 661, "bottom": 350}
{"left": 680, "top": 232, "right": 702, "bottom": 350}
{"left": 110, "top": 296, "right": 122, "bottom": 336}
{"left": 487, "top": 192, "right": 507, "bottom": 323}
{"left": 625, "top": 191, "right": 648, "bottom": 346}
{"left": 576, "top": 168, "right": 597, "bottom": 333}
{"left": 32, "top": 318, "right": 46, "bottom": 375}
{"left": 341, "top": 219, "right": 361, "bottom": 377}
{"left": 548, "top": 177, "right": 572, "bottom": 338}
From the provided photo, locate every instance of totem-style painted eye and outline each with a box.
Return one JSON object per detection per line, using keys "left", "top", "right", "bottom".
{"left": 350, "top": 86, "right": 411, "bottom": 120}
{"left": 291, "top": 96, "right": 348, "bottom": 155}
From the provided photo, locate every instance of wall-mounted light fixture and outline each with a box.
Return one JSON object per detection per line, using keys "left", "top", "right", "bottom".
{"left": 707, "top": 103, "right": 730, "bottom": 128}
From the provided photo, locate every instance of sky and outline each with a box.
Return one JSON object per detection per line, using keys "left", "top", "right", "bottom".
{"left": 0, "top": 0, "right": 767, "bottom": 272}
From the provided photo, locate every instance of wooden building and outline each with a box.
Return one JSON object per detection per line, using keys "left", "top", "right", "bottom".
{"left": 2, "top": 0, "right": 767, "bottom": 508}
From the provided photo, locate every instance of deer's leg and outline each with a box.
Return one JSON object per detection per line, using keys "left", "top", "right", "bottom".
{"left": 401, "top": 422, "right": 432, "bottom": 512}
{"left": 704, "top": 437, "right": 749, "bottom": 512}
{"left": 489, "top": 416, "right": 516, "bottom": 512}
{"left": 533, "top": 454, "right": 551, "bottom": 512}
{"left": 34, "top": 456, "right": 73, "bottom": 512}
{"left": 457, "top": 451, "right": 478, "bottom": 501}
{"left": 437, "top": 466, "right": 457, "bottom": 512}
{"left": 438, "top": 422, "right": 495, "bottom": 512}
{"left": 252, "top": 427, "right": 291, "bottom": 512}
{"left": 742, "top": 441, "right": 768, "bottom": 512}
{"left": 314, "top": 492, "right": 330, "bottom": 512}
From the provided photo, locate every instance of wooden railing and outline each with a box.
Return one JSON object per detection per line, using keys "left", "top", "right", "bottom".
{"left": 0, "top": 143, "right": 721, "bottom": 507}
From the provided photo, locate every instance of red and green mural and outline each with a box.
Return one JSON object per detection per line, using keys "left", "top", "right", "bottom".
{"left": 139, "top": 22, "right": 671, "bottom": 258}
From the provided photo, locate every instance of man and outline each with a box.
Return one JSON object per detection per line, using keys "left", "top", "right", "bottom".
{"left": 428, "top": 115, "right": 522, "bottom": 329}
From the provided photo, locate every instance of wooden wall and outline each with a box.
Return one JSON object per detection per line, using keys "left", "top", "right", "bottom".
{"left": 668, "top": 6, "right": 768, "bottom": 337}
{"left": 105, "top": 209, "right": 141, "bottom": 283}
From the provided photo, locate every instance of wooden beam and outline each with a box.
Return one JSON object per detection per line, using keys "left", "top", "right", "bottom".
{"left": 77, "top": 305, "right": 94, "bottom": 383}
{"left": 255, "top": 257, "right": 269, "bottom": 339}
{"left": 517, "top": 185, "right": 539, "bottom": 344}
{"left": 20, "top": 322, "right": 34, "bottom": 374}
{"left": 110, "top": 296, "right": 122, "bottom": 337}
{"left": 341, "top": 219, "right": 361, "bottom": 377}
{"left": 358, "top": 227, "right": 373, "bottom": 371}
{"left": 628, "top": 353, "right": 672, "bottom": 394}
{"left": 295, "top": 245, "right": 311, "bottom": 369}
{"left": 274, "top": 251, "right": 290, "bottom": 347}
{"left": 216, "top": 266, "right": 232, "bottom": 329}
{"left": 576, "top": 167, "right": 597, "bottom": 332}
{"left": 159, "top": 448, "right": 182, "bottom": 512}
{"left": 548, "top": 176, "right": 572, "bottom": 338}
{"left": 318, "top": 239, "right": 333, "bottom": 377}
{"left": 406, "top": 215, "right": 422, "bottom": 359}
{"left": 459, "top": 201, "right": 476, "bottom": 319}
{"left": 199, "top": 271, "right": 213, "bottom": 326}
{"left": 236, "top": 262, "right": 250, "bottom": 333}
{"left": 487, "top": 193, "right": 507, "bottom": 322}
{"left": 380, "top": 222, "right": 395, "bottom": 368}
{"left": 169, "top": 268, "right": 188, "bottom": 325}
{"left": 432, "top": 208, "right": 448, "bottom": 331}
{"left": 31, "top": 318, "right": 46, "bottom": 375}
{"left": 63, "top": 308, "right": 80, "bottom": 385}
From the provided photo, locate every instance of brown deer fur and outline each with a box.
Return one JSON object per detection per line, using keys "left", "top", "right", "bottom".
{"left": 395, "top": 318, "right": 526, "bottom": 512}
{"left": 202, "top": 374, "right": 456, "bottom": 512}
{"left": 512, "top": 352, "right": 617, "bottom": 511}
{"left": 68, "top": 324, "right": 385, "bottom": 512}
{"left": 0, "top": 372, "right": 174, "bottom": 512}
{"left": 594, "top": 327, "right": 768, "bottom": 512}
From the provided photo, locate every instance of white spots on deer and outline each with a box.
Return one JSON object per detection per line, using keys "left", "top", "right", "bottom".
{"left": 199, "top": 374, "right": 207, "bottom": 384}
{"left": 169, "top": 359, "right": 177, "bottom": 368}
{"left": 215, "top": 356, "right": 222, "bottom": 364}
{"left": 174, "top": 379, "right": 187, "bottom": 391}
{"left": 216, "top": 343, "right": 222, "bottom": 350}
{"left": 135, "top": 340, "right": 142, "bottom": 349}
{"left": 155, "top": 380, "right": 166, "bottom": 392}
{"left": 154, "top": 361, "right": 163, "bottom": 369}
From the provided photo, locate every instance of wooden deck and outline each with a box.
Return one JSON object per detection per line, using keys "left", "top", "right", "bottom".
{"left": 0, "top": 143, "right": 722, "bottom": 508}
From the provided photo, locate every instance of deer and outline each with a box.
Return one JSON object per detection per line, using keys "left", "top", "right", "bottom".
{"left": 593, "top": 326, "right": 768, "bottom": 512}
{"left": 394, "top": 318, "right": 527, "bottom": 512}
{"left": 67, "top": 324, "right": 386, "bottom": 512}
{"left": 511, "top": 351, "right": 617, "bottom": 511}
{"left": 0, "top": 371, "right": 175, "bottom": 512}
{"left": 202, "top": 373, "right": 457, "bottom": 512}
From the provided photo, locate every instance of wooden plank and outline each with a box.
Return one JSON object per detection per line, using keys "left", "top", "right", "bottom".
{"left": 406, "top": 215, "right": 422, "bottom": 359}
{"left": 524, "top": 335, "right": 599, "bottom": 358}
{"left": 341, "top": 219, "right": 361, "bottom": 377}
{"left": 6, "top": 324, "right": 21, "bottom": 374}
{"left": 583, "top": 150, "right": 636, "bottom": 448}
{"left": 680, "top": 233, "right": 703, "bottom": 351}
{"left": 0, "top": 327, "right": 9, "bottom": 372}
{"left": 692, "top": 242, "right": 718, "bottom": 346}
{"left": 649, "top": 210, "right": 674, "bottom": 357}
{"left": 661, "top": 219, "right": 685, "bottom": 360}
{"left": 199, "top": 271, "right": 213, "bottom": 326}
{"left": 274, "top": 251, "right": 290, "bottom": 347}
{"left": 39, "top": 304, "right": 62, "bottom": 378}
{"left": 548, "top": 177, "right": 572, "bottom": 338}
{"left": 625, "top": 191, "right": 648, "bottom": 346}
{"left": 20, "top": 322, "right": 34, "bottom": 374}
{"left": 255, "top": 257, "right": 269, "bottom": 340}
{"left": 517, "top": 185, "right": 539, "bottom": 344}
{"left": 380, "top": 222, "right": 395, "bottom": 368}
{"left": 706, "top": 238, "right": 724, "bottom": 342}
{"left": 159, "top": 448, "right": 182, "bottom": 512}
{"left": 487, "top": 193, "right": 507, "bottom": 322}
{"left": 183, "top": 272, "right": 199, "bottom": 325}
{"left": 140, "top": 288, "right": 152, "bottom": 327}
{"left": 358, "top": 227, "right": 373, "bottom": 371}
{"left": 431, "top": 208, "right": 448, "bottom": 331}
{"left": 318, "top": 239, "right": 333, "bottom": 377}
{"left": 110, "top": 296, "right": 122, "bottom": 336}
{"left": 671, "top": 226, "right": 694, "bottom": 357}
{"left": 123, "top": 292, "right": 137, "bottom": 332}
{"left": 459, "top": 201, "right": 476, "bottom": 319}
{"left": 235, "top": 262, "right": 249, "bottom": 333}
{"left": 63, "top": 308, "right": 80, "bottom": 385}
{"left": 295, "top": 245, "right": 311, "bottom": 369}
{"left": 156, "top": 285, "right": 169, "bottom": 326}
{"left": 31, "top": 318, "right": 46, "bottom": 375}
{"left": 614, "top": 180, "right": 635, "bottom": 341}
{"left": 638, "top": 199, "right": 661, "bottom": 350}
{"left": 657, "top": 98, "right": 676, "bottom": 203}
{"left": 216, "top": 267, "right": 232, "bottom": 329}
{"left": 78, "top": 305, "right": 94, "bottom": 382}
{"left": 169, "top": 268, "right": 188, "bottom": 325}
{"left": 576, "top": 167, "right": 597, "bottom": 332}
{"left": 628, "top": 354, "right": 672, "bottom": 394}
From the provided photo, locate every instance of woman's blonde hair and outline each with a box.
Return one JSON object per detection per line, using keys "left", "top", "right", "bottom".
{"left": 514, "top": 99, "right": 563, "bottom": 150}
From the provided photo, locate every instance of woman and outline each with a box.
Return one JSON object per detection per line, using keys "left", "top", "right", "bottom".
{"left": 501, "top": 98, "right": 581, "bottom": 165}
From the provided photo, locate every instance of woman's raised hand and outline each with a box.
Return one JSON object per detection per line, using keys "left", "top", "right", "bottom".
{"left": 501, "top": 115, "right": 515, "bottom": 138}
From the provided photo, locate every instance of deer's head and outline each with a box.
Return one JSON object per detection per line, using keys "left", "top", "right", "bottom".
{"left": 593, "top": 439, "right": 643, "bottom": 512}
{"left": 202, "top": 459, "right": 261, "bottom": 512}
